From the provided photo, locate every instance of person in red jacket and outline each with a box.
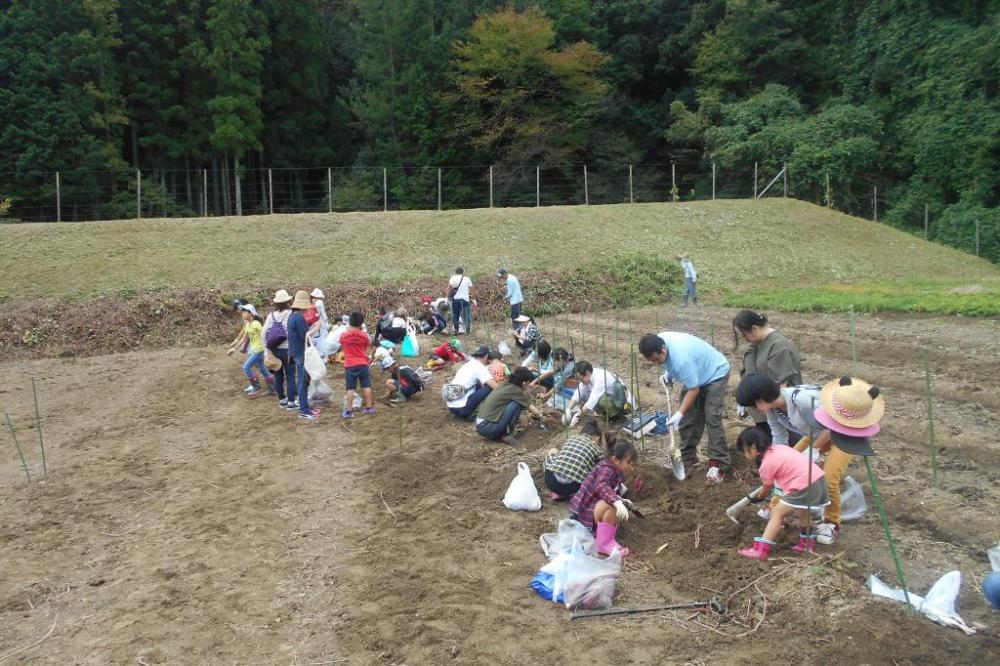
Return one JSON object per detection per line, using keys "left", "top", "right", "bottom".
{"left": 340, "top": 310, "right": 375, "bottom": 419}
{"left": 427, "top": 338, "right": 468, "bottom": 371}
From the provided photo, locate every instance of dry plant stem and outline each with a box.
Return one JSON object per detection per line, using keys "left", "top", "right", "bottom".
{"left": 694, "top": 523, "right": 702, "bottom": 549}
{"left": 379, "top": 491, "right": 398, "bottom": 521}
{"left": 0, "top": 614, "right": 57, "bottom": 663}
{"left": 4, "top": 413, "right": 31, "bottom": 482}
{"left": 923, "top": 350, "right": 938, "bottom": 487}
{"left": 31, "top": 377, "right": 47, "bottom": 476}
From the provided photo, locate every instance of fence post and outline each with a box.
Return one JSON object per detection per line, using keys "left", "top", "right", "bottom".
{"left": 826, "top": 172, "right": 831, "bottom": 208}
{"left": 489, "top": 166, "right": 494, "bottom": 208}
{"left": 783, "top": 162, "right": 787, "bottom": 197}
{"left": 671, "top": 161, "right": 676, "bottom": 195}
{"left": 55, "top": 172, "right": 61, "bottom": 222}
{"left": 711, "top": 162, "right": 716, "bottom": 200}
{"left": 383, "top": 167, "right": 388, "bottom": 212}
{"left": 327, "top": 167, "right": 332, "bottom": 213}
{"left": 203, "top": 169, "right": 208, "bottom": 217}
{"left": 136, "top": 169, "right": 142, "bottom": 219}
{"left": 873, "top": 186, "right": 878, "bottom": 221}
{"left": 583, "top": 165, "right": 589, "bottom": 205}
{"left": 437, "top": 167, "right": 442, "bottom": 211}
{"left": 753, "top": 161, "right": 758, "bottom": 199}
{"left": 628, "top": 164, "right": 634, "bottom": 204}
{"left": 536, "top": 165, "right": 540, "bottom": 207}
{"left": 924, "top": 203, "right": 928, "bottom": 239}
{"left": 975, "top": 219, "right": 980, "bottom": 257}
{"left": 235, "top": 159, "right": 243, "bottom": 216}
{"left": 268, "top": 168, "right": 274, "bottom": 215}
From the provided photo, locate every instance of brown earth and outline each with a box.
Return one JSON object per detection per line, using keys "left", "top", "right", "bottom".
{"left": 1, "top": 304, "right": 998, "bottom": 664}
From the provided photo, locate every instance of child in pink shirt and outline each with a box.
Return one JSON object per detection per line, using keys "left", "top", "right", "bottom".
{"left": 736, "top": 427, "right": 829, "bottom": 561}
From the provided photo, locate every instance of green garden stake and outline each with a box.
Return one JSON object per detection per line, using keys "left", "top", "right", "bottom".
{"left": 806, "top": 398, "right": 816, "bottom": 536}
{"left": 601, "top": 335, "right": 610, "bottom": 428}
{"left": 31, "top": 377, "right": 47, "bottom": 477}
{"left": 710, "top": 325, "right": 715, "bottom": 349}
{"left": 4, "top": 413, "right": 31, "bottom": 482}
{"left": 849, "top": 306, "right": 857, "bottom": 377}
{"left": 924, "top": 351, "right": 937, "bottom": 487}
{"left": 632, "top": 347, "right": 644, "bottom": 452}
{"left": 594, "top": 310, "right": 599, "bottom": 356}
{"left": 864, "top": 456, "right": 913, "bottom": 609}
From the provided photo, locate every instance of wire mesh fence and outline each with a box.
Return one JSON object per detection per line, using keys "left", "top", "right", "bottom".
{"left": 1, "top": 161, "right": 993, "bottom": 259}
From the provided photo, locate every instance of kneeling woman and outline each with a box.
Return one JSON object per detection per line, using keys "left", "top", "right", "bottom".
{"left": 475, "top": 367, "right": 543, "bottom": 445}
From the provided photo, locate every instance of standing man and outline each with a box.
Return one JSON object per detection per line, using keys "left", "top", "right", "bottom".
{"left": 497, "top": 268, "right": 523, "bottom": 326}
{"left": 679, "top": 254, "right": 697, "bottom": 306}
{"left": 639, "top": 332, "right": 730, "bottom": 485}
{"left": 446, "top": 267, "right": 474, "bottom": 335}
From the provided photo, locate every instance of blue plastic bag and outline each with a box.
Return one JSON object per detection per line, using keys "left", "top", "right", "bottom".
{"left": 530, "top": 571, "right": 564, "bottom": 603}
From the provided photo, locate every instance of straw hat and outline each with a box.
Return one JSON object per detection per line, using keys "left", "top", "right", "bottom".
{"left": 273, "top": 289, "right": 293, "bottom": 304}
{"left": 291, "top": 290, "right": 312, "bottom": 310}
{"left": 817, "top": 376, "right": 885, "bottom": 431}
{"left": 310, "top": 288, "right": 325, "bottom": 299}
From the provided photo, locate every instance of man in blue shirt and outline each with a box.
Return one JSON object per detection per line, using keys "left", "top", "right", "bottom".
{"left": 639, "top": 331, "right": 731, "bottom": 484}
{"left": 497, "top": 268, "right": 523, "bottom": 326}
{"left": 287, "top": 290, "right": 318, "bottom": 420}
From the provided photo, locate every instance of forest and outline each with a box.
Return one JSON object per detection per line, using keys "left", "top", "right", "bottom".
{"left": 0, "top": 0, "right": 997, "bottom": 261}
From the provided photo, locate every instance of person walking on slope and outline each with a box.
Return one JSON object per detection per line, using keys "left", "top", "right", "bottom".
{"left": 497, "top": 268, "right": 523, "bottom": 326}
{"left": 679, "top": 254, "right": 698, "bottom": 306}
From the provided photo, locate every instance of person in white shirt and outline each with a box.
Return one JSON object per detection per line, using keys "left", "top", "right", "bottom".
{"left": 445, "top": 346, "right": 497, "bottom": 418}
{"left": 679, "top": 254, "right": 698, "bottom": 306}
{"left": 565, "top": 361, "right": 634, "bottom": 423}
{"left": 446, "top": 267, "right": 475, "bottom": 335}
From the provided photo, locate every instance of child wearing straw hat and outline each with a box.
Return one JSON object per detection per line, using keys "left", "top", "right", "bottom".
{"left": 795, "top": 376, "right": 884, "bottom": 545}
{"left": 287, "top": 290, "right": 320, "bottom": 420}
{"left": 263, "top": 289, "right": 295, "bottom": 408}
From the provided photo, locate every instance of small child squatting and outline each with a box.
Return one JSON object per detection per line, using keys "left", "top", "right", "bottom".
{"left": 569, "top": 437, "right": 639, "bottom": 557}
{"left": 737, "top": 427, "right": 830, "bottom": 561}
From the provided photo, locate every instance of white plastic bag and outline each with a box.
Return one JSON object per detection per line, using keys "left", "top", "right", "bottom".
{"left": 868, "top": 571, "right": 975, "bottom": 634}
{"left": 308, "top": 379, "right": 333, "bottom": 403}
{"left": 988, "top": 542, "right": 1000, "bottom": 572}
{"left": 555, "top": 547, "right": 622, "bottom": 610}
{"left": 304, "top": 338, "right": 327, "bottom": 380}
{"left": 502, "top": 462, "right": 541, "bottom": 512}
{"left": 539, "top": 519, "right": 596, "bottom": 559}
{"left": 839, "top": 475, "right": 868, "bottom": 522}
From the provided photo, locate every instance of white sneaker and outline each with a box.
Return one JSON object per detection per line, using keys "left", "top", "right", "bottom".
{"left": 815, "top": 522, "right": 839, "bottom": 545}
{"left": 242, "top": 384, "right": 256, "bottom": 393}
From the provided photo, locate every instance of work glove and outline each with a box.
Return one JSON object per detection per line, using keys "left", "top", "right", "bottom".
{"left": 736, "top": 404, "right": 748, "bottom": 418}
{"left": 746, "top": 493, "right": 764, "bottom": 504}
{"left": 665, "top": 411, "right": 683, "bottom": 432}
{"left": 658, "top": 372, "right": 673, "bottom": 390}
{"left": 622, "top": 498, "right": 634, "bottom": 509}
{"left": 613, "top": 500, "right": 630, "bottom": 522}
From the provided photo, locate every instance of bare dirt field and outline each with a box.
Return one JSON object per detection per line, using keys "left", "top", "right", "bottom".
{"left": 1, "top": 304, "right": 998, "bottom": 664}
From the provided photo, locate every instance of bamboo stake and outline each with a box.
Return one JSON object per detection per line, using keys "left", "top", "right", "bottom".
{"left": 805, "top": 398, "right": 816, "bottom": 536}
{"left": 864, "top": 456, "right": 913, "bottom": 609}
{"left": 601, "top": 335, "right": 609, "bottom": 428}
{"left": 632, "top": 347, "right": 644, "bottom": 452}
{"left": 31, "top": 377, "right": 47, "bottom": 477}
{"left": 923, "top": 351, "right": 937, "bottom": 487}
{"left": 4, "top": 413, "right": 31, "bottom": 482}
{"left": 849, "top": 306, "right": 857, "bottom": 377}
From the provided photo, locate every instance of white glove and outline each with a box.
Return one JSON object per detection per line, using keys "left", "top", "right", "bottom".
{"left": 613, "top": 500, "right": 630, "bottom": 522}
{"left": 736, "top": 404, "right": 748, "bottom": 418}
{"left": 658, "top": 372, "right": 673, "bottom": 389}
{"left": 569, "top": 410, "right": 581, "bottom": 427}
{"left": 666, "top": 411, "right": 683, "bottom": 431}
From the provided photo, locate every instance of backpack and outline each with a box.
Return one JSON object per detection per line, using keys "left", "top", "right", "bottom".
{"left": 399, "top": 366, "right": 424, "bottom": 392}
{"left": 264, "top": 313, "right": 288, "bottom": 350}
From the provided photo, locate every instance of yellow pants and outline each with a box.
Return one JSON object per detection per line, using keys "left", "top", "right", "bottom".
{"left": 793, "top": 436, "right": 854, "bottom": 526}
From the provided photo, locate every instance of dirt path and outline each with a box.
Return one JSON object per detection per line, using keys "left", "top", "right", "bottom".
{"left": 1, "top": 305, "right": 998, "bottom": 663}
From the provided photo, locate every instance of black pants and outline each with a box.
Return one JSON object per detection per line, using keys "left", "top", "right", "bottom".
{"left": 544, "top": 470, "right": 581, "bottom": 496}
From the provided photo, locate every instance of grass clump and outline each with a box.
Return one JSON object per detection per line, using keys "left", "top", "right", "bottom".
{"left": 724, "top": 279, "right": 1000, "bottom": 316}
{"left": 584, "top": 251, "right": 683, "bottom": 307}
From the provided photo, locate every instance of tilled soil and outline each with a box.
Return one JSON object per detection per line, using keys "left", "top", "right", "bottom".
{"left": 1, "top": 305, "right": 998, "bottom": 664}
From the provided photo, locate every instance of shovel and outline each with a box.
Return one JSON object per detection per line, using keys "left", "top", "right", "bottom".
{"left": 725, "top": 486, "right": 763, "bottom": 524}
{"left": 660, "top": 378, "right": 685, "bottom": 480}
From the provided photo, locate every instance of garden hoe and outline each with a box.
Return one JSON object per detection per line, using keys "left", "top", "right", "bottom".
{"left": 726, "top": 486, "right": 763, "bottom": 524}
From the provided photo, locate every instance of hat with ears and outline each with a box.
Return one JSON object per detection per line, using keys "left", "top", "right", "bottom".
{"left": 291, "top": 290, "right": 312, "bottom": 310}
{"left": 310, "top": 288, "right": 325, "bottom": 299}
{"left": 817, "top": 376, "right": 885, "bottom": 432}
{"left": 273, "top": 289, "right": 293, "bottom": 304}
{"left": 238, "top": 303, "right": 259, "bottom": 317}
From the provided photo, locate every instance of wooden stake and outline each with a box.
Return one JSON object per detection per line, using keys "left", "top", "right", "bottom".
{"left": 31, "top": 377, "right": 47, "bottom": 477}
{"left": 4, "top": 413, "right": 31, "bottom": 482}
{"left": 849, "top": 306, "right": 858, "bottom": 377}
{"left": 923, "top": 351, "right": 937, "bottom": 487}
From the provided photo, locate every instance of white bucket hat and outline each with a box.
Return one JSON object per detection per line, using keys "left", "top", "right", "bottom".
{"left": 310, "top": 288, "right": 325, "bottom": 299}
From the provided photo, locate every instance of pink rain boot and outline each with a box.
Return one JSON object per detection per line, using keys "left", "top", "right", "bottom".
{"left": 738, "top": 538, "right": 774, "bottom": 561}
{"left": 595, "top": 522, "right": 631, "bottom": 557}
{"left": 791, "top": 533, "right": 817, "bottom": 554}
